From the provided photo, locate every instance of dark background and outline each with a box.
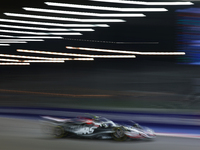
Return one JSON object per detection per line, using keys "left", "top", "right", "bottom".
{"left": 1, "top": 0, "right": 200, "bottom": 109}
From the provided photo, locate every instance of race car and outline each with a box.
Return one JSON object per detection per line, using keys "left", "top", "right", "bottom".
{"left": 40, "top": 114, "right": 156, "bottom": 141}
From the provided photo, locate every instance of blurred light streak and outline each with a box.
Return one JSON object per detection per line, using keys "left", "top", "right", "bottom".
{"left": 0, "top": 35, "right": 14, "bottom": 38}
{"left": 0, "top": 35, "right": 64, "bottom": 39}
{"left": 45, "top": 2, "right": 168, "bottom": 12}
{"left": 66, "top": 38, "right": 116, "bottom": 43}
{"left": 66, "top": 46, "right": 185, "bottom": 55}
{"left": 0, "top": 53, "right": 76, "bottom": 60}
{"left": 91, "top": 0, "right": 194, "bottom": 5}
{"left": 0, "top": 39, "right": 44, "bottom": 41}
{"left": 0, "top": 29, "right": 50, "bottom": 35}
{"left": 22, "top": 58, "right": 94, "bottom": 61}
{"left": 4, "top": 13, "right": 125, "bottom": 22}
{"left": 23, "top": 7, "right": 145, "bottom": 17}
{"left": 0, "top": 89, "right": 112, "bottom": 97}
{"left": 0, "top": 58, "right": 64, "bottom": 63}
{"left": 0, "top": 44, "right": 10, "bottom": 46}
{"left": 49, "top": 33, "right": 82, "bottom": 35}
{"left": 0, "top": 41, "right": 27, "bottom": 43}
{"left": 0, "top": 24, "right": 94, "bottom": 31}
{"left": 0, "top": 19, "right": 109, "bottom": 27}
{"left": 17, "top": 36, "right": 63, "bottom": 39}
{"left": 65, "top": 38, "right": 158, "bottom": 44}
{"left": 0, "top": 29, "right": 82, "bottom": 35}
{"left": 72, "top": 58, "right": 94, "bottom": 61}
{"left": 22, "top": 60, "right": 64, "bottom": 63}
{"left": 0, "top": 63, "right": 30, "bottom": 65}
{"left": 0, "top": 58, "right": 19, "bottom": 62}
{"left": 17, "top": 49, "right": 136, "bottom": 58}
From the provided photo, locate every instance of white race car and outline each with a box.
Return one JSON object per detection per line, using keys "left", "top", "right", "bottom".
{"left": 41, "top": 114, "right": 156, "bottom": 141}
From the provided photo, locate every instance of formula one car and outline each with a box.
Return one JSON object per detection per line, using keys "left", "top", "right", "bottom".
{"left": 40, "top": 114, "right": 156, "bottom": 141}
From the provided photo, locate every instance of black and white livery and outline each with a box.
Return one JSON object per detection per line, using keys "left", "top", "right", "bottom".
{"left": 41, "top": 114, "right": 156, "bottom": 141}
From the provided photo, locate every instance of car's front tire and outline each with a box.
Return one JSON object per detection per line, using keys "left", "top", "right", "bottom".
{"left": 112, "top": 127, "right": 127, "bottom": 141}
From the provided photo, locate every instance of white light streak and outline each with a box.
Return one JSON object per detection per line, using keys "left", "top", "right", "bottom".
{"left": 17, "top": 49, "right": 136, "bottom": 58}
{"left": 70, "top": 29, "right": 94, "bottom": 31}
{"left": 0, "top": 54, "right": 65, "bottom": 60}
{"left": 45, "top": 2, "right": 168, "bottom": 12}
{"left": 0, "top": 39, "right": 44, "bottom": 41}
{"left": 90, "top": 0, "right": 194, "bottom": 5}
{"left": 0, "top": 58, "right": 20, "bottom": 62}
{"left": 22, "top": 60, "right": 64, "bottom": 63}
{"left": 17, "top": 36, "right": 63, "bottom": 39}
{"left": 49, "top": 33, "right": 82, "bottom": 35}
{"left": 23, "top": 7, "right": 145, "bottom": 17}
{"left": 138, "top": 52, "right": 186, "bottom": 55}
{"left": 0, "top": 19, "right": 109, "bottom": 27}
{"left": 66, "top": 46, "right": 185, "bottom": 55}
{"left": 72, "top": 58, "right": 94, "bottom": 61}
{"left": 0, "top": 24, "right": 94, "bottom": 31}
{"left": 0, "top": 35, "right": 14, "bottom": 38}
{"left": 0, "top": 29, "right": 44, "bottom": 35}
{"left": 0, "top": 35, "right": 63, "bottom": 39}
{"left": 0, "top": 58, "right": 61, "bottom": 63}
{"left": 0, "top": 44, "right": 10, "bottom": 46}
{"left": 0, "top": 29, "right": 82, "bottom": 35}
{"left": 0, "top": 63, "right": 30, "bottom": 65}
{"left": 4, "top": 13, "right": 125, "bottom": 22}
{"left": 0, "top": 41, "right": 27, "bottom": 43}
{"left": 0, "top": 53, "right": 94, "bottom": 61}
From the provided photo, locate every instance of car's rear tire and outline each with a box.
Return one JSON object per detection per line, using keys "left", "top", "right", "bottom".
{"left": 53, "top": 126, "right": 67, "bottom": 138}
{"left": 112, "top": 127, "right": 127, "bottom": 141}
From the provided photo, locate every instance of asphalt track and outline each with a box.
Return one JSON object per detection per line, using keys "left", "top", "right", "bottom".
{"left": 0, "top": 117, "right": 200, "bottom": 150}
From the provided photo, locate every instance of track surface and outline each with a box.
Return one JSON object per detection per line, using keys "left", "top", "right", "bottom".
{"left": 0, "top": 117, "right": 200, "bottom": 150}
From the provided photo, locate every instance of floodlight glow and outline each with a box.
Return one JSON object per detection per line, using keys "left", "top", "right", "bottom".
{"left": 4, "top": 13, "right": 125, "bottom": 22}
{"left": 66, "top": 46, "right": 185, "bottom": 55}
{"left": 0, "top": 44, "right": 10, "bottom": 46}
{"left": 0, "top": 24, "right": 94, "bottom": 31}
{"left": 23, "top": 7, "right": 145, "bottom": 17}
{"left": 0, "top": 19, "right": 109, "bottom": 27}
{"left": 45, "top": 2, "right": 168, "bottom": 12}
{"left": 0, "top": 63, "right": 30, "bottom": 65}
{"left": 90, "top": 0, "right": 194, "bottom": 5}
{"left": 0, "top": 29, "right": 82, "bottom": 35}
{"left": 17, "top": 36, "right": 63, "bottom": 39}
{"left": 17, "top": 49, "right": 136, "bottom": 58}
